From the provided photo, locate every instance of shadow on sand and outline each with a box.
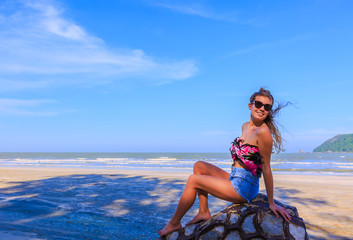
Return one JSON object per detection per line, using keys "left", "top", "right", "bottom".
{"left": 0, "top": 173, "right": 351, "bottom": 239}
{"left": 0, "top": 173, "right": 230, "bottom": 240}
{"left": 271, "top": 187, "right": 352, "bottom": 240}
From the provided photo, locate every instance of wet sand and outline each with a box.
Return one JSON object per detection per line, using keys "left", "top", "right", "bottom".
{"left": 0, "top": 167, "right": 352, "bottom": 239}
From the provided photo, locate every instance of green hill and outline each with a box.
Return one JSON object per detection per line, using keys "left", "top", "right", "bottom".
{"left": 313, "top": 134, "right": 353, "bottom": 152}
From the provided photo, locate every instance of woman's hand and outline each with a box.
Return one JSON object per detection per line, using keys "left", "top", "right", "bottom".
{"left": 269, "top": 202, "right": 292, "bottom": 222}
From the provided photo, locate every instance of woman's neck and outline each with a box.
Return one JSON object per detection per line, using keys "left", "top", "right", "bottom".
{"left": 249, "top": 116, "right": 264, "bottom": 128}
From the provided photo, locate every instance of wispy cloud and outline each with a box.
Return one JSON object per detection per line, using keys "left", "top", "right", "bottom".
{"left": 201, "top": 131, "right": 230, "bottom": 136}
{"left": 0, "top": 0, "right": 198, "bottom": 91}
{"left": 0, "top": 79, "right": 51, "bottom": 92}
{"left": 223, "top": 34, "right": 313, "bottom": 58}
{"left": 285, "top": 128, "right": 353, "bottom": 141}
{"left": 282, "top": 128, "right": 353, "bottom": 152}
{"left": 0, "top": 98, "right": 60, "bottom": 116}
{"left": 144, "top": 0, "right": 239, "bottom": 22}
{"left": 320, "top": 79, "right": 353, "bottom": 89}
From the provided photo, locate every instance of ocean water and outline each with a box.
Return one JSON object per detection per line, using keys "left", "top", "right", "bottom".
{"left": 0, "top": 152, "right": 352, "bottom": 175}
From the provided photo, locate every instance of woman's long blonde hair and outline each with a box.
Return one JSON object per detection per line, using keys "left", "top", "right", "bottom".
{"left": 250, "top": 88, "right": 289, "bottom": 153}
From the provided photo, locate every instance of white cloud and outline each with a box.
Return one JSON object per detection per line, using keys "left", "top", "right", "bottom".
{"left": 0, "top": 0, "right": 198, "bottom": 91}
{"left": 201, "top": 130, "right": 234, "bottom": 136}
{"left": 284, "top": 128, "right": 353, "bottom": 141}
{"left": 282, "top": 128, "right": 353, "bottom": 152}
{"left": 27, "top": 1, "right": 90, "bottom": 41}
{"left": 144, "top": 0, "right": 239, "bottom": 22}
{"left": 0, "top": 78, "right": 51, "bottom": 91}
{"left": 0, "top": 98, "right": 60, "bottom": 116}
{"left": 224, "top": 34, "right": 313, "bottom": 58}
{"left": 320, "top": 80, "right": 353, "bottom": 89}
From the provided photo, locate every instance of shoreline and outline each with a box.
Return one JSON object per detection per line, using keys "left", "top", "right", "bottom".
{"left": 1, "top": 151, "right": 352, "bottom": 176}
{"left": 1, "top": 164, "right": 352, "bottom": 176}
{"left": 0, "top": 166, "right": 352, "bottom": 239}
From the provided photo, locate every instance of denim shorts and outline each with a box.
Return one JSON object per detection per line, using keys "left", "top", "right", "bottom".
{"left": 229, "top": 166, "right": 259, "bottom": 202}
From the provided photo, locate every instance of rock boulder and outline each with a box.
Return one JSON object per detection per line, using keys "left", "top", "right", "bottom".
{"left": 158, "top": 193, "right": 308, "bottom": 240}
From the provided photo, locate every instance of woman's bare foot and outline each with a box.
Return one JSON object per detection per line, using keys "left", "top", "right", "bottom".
{"left": 158, "top": 221, "right": 182, "bottom": 237}
{"left": 186, "top": 212, "right": 211, "bottom": 226}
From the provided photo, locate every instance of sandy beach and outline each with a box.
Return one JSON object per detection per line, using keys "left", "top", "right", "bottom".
{"left": 0, "top": 167, "right": 352, "bottom": 239}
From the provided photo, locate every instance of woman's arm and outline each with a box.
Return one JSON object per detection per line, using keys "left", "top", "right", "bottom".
{"left": 257, "top": 128, "right": 291, "bottom": 222}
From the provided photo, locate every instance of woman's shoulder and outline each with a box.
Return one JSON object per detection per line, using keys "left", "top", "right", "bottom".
{"left": 255, "top": 123, "right": 272, "bottom": 142}
{"left": 242, "top": 122, "right": 250, "bottom": 130}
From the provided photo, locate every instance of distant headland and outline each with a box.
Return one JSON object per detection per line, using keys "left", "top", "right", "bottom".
{"left": 313, "top": 134, "right": 353, "bottom": 152}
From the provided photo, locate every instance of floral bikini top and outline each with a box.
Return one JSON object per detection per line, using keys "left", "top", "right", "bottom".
{"left": 230, "top": 137, "right": 263, "bottom": 178}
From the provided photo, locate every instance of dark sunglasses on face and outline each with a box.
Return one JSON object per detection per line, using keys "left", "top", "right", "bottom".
{"left": 253, "top": 101, "right": 272, "bottom": 111}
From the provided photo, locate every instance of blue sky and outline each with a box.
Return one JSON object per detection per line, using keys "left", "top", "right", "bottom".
{"left": 0, "top": 0, "right": 352, "bottom": 153}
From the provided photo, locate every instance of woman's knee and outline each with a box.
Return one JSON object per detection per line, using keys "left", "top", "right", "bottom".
{"left": 193, "top": 161, "right": 207, "bottom": 174}
{"left": 187, "top": 174, "right": 209, "bottom": 189}
{"left": 187, "top": 174, "right": 199, "bottom": 186}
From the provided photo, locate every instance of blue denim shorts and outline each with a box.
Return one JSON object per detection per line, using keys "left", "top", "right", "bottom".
{"left": 229, "top": 166, "right": 259, "bottom": 202}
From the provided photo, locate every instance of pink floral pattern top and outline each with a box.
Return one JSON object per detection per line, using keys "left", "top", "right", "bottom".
{"left": 230, "top": 137, "right": 263, "bottom": 178}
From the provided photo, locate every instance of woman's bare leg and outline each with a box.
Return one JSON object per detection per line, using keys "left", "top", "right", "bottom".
{"left": 187, "top": 161, "right": 230, "bottom": 225}
{"left": 158, "top": 173, "right": 246, "bottom": 236}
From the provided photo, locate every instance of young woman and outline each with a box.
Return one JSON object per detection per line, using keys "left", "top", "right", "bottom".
{"left": 158, "top": 88, "right": 291, "bottom": 237}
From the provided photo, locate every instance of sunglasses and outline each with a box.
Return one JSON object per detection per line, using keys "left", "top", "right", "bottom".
{"left": 253, "top": 101, "right": 272, "bottom": 111}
